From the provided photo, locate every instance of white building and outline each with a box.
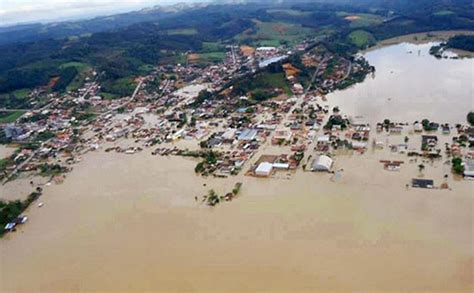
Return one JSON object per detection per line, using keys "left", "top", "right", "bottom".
{"left": 255, "top": 162, "right": 273, "bottom": 177}
{"left": 311, "top": 155, "right": 333, "bottom": 172}
{"left": 317, "top": 135, "right": 330, "bottom": 144}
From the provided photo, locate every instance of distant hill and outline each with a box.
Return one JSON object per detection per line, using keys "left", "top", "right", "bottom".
{"left": 0, "top": 3, "right": 204, "bottom": 46}
{"left": 0, "top": 0, "right": 472, "bottom": 100}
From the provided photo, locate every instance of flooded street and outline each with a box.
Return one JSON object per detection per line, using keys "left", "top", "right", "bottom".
{"left": 0, "top": 145, "right": 15, "bottom": 160}
{"left": 0, "top": 149, "right": 472, "bottom": 292}
{"left": 327, "top": 42, "right": 474, "bottom": 124}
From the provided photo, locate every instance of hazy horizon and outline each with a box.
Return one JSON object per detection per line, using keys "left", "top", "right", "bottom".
{"left": 0, "top": 0, "right": 206, "bottom": 27}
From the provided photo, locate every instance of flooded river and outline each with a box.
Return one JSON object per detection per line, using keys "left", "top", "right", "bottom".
{"left": 327, "top": 42, "right": 474, "bottom": 125}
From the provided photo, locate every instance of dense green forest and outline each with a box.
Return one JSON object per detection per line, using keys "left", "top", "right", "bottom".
{"left": 447, "top": 35, "right": 474, "bottom": 52}
{"left": 0, "top": 0, "right": 473, "bottom": 102}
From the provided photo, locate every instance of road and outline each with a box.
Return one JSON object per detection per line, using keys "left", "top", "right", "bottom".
{"left": 342, "top": 60, "right": 352, "bottom": 80}
{"left": 101, "top": 80, "right": 143, "bottom": 116}
{"left": 304, "top": 56, "right": 329, "bottom": 96}
{"left": 230, "top": 46, "right": 237, "bottom": 65}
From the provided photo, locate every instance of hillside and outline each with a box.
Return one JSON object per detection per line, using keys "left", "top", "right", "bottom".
{"left": 0, "top": 0, "right": 473, "bottom": 104}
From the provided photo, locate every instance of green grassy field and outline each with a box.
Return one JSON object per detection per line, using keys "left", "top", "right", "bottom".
{"left": 236, "top": 20, "right": 314, "bottom": 47}
{"left": 0, "top": 111, "right": 25, "bottom": 123}
{"left": 258, "top": 72, "right": 291, "bottom": 95}
{"left": 197, "top": 52, "right": 227, "bottom": 63}
{"left": 60, "top": 62, "right": 93, "bottom": 92}
{"left": 100, "top": 92, "right": 118, "bottom": 100}
{"left": 348, "top": 30, "right": 376, "bottom": 48}
{"left": 337, "top": 12, "right": 385, "bottom": 28}
{"left": 59, "top": 62, "right": 89, "bottom": 71}
{"left": 235, "top": 72, "right": 291, "bottom": 97}
{"left": 12, "top": 89, "right": 30, "bottom": 99}
{"left": 101, "top": 77, "right": 137, "bottom": 98}
{"left": 266, "top": 9, "right": 312, "bottom": 17}
{"left": 165, "top": 28, "right": 198, "bottom": 36}
{"left": 201, "top": 42, "right": 225, "bottom": 53}
{"left": 433, "top": 10, "right": 455, "bottom": 16}
{"left": 138, "top": 64, "right": 155, "bottom": 75}
{"left": 174, "top": 54, "right": 188, "bottom": 65}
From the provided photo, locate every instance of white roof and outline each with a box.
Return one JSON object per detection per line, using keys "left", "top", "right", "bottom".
{"left": 222, "top": 128, "right": 236, "bottom": 140}
{"left": 312, "top": 155, "right": 333, "bottom": 171}
{"left": 255, "top": 162, "right": 273, "bottom": 175}
{"left": 272, "top": 163, "right": 289, "bottom": 169}
{"left": 352, "top": 141, "right": 367, "bottom": 149}
{"left": 317, "top": 135, "right": 330, "bottom": 143}
{"left": 238, "top": 129, "right": 258, "bottom": 141}
{"left": 256, "top": 46, "right": 276, "bottom": 51}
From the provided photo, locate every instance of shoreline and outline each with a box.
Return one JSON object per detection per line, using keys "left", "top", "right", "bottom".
{"left": 363, "top": 30, "right": 474, "bottom": 53}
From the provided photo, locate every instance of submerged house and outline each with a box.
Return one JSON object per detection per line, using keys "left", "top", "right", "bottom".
{"left": 412, "top": 179, "right": 434, "bottom": 189}
{"left": 464, "top": 161, "right": 474, "bottom": 179}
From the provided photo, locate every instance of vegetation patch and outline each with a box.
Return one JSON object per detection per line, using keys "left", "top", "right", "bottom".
{"left": 447, "top": 35, "right": 474, "bottom": 52}
{"left": 237, "top": 20, "right": 314, "bottom": 47}
{"left": 197, "top": 52, "right": 226, "bottom": 63}
{"left": 467, "top": 112, "right": 474, "bottom": 126}
{"left": 101, "top": 77, "right": 137, "bottom": 97}
{"left": 61, "top": 62, "right": 93, "bottom": 92}
{"left": 201, "top": 42, "right": 224, "bottom": 53}
{"left": 201, "top": 182, "right": 243, "bottom": 207}
{"left": 232, "top": 70, "right": 291, "bottom": 100}
{"left": 0, "top": 190, "right": 42, "bottom": 237}
{"left": 38, "top": 163, "right": 68, "bottom": 177}
{"left": 433, "top": 10, "right": 455, "bottom": 17}
{"left": 165, "top": 28, "right": 198, "bottom": 36}
{"left": 12, "top": 89, "right": 30, "bottom": 99}
{"left": 338, "top": 12, "right": 384, "bottom": 28}
{"left": 430, "top": 35, "right": 474, "bottom": 58}
{"left": 0, "top": 111, "right": 25, "bottom": 124}
{"left": 452, "top": 157, "right": 464, "bottom": 175}
{"left": 347, "top": 30, "right": 376, "bottom": 48}
{"left": 266, "top": 9, "right": 312, "bottom": 17}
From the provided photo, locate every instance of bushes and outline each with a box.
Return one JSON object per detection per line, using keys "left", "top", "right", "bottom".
{"left": 452, "top": 158, "right": 464, "bottom": 175}
{"left": 39, "top": 163, "right": 67, "bottom": 177}
{"left": 467, "top": 112, "right": 474, "bottom": 126}
{"left": 52, "top": 66, "right": 78, "bottom": 92}
{"left": 447, "top": 35, "right": 474, "bottom": 52}
{"left": 0, "top": 191, "right": 42, "bottom": 236}
{"left": 101, "top": 77, "right": 136, "bottom": 97}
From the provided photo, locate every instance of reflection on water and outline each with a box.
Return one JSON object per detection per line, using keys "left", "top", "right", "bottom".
{"left": 327, "top": 42, "right": 474, "bottom": 124}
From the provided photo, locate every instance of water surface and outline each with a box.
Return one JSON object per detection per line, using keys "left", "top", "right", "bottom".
{"left": 327, "top": 42, "right": 474, "bottom": 124}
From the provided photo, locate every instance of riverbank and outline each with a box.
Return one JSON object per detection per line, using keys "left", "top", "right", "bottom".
{"left": 327, "top": 41, "right": 473, "bottom": 126}
{"left": 365, "top": 30, "right": 474, "bottom": 53}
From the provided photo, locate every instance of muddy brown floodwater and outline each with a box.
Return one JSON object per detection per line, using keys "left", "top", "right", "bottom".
{"left": 327, "top": 42, "right": 474, "bottom": 125}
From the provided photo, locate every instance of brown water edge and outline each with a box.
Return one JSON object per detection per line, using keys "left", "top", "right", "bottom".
{"left": 366, "top": 30, "right": 474, "bottom": 53}
{"left": 0, "top": 149, "right": 473, "bottom": 292}
{"left": 0, "top": 145, "right": 15, "bottom": 160}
